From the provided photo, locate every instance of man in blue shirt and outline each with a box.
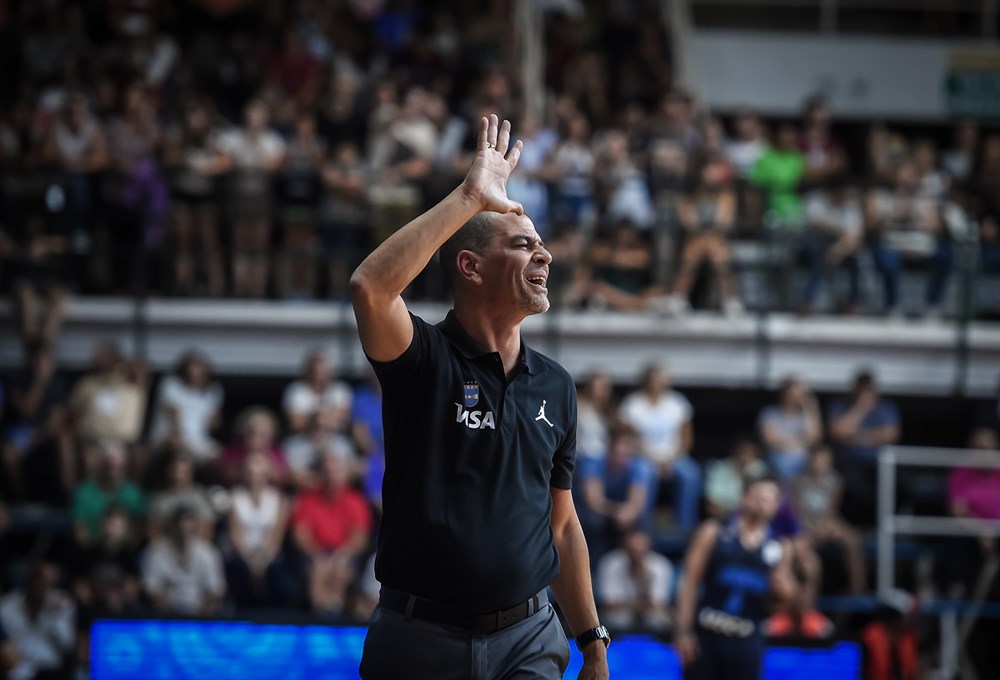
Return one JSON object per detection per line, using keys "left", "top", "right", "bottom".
{"left": 828, "top": 371, "right": 900, "bottom": 526}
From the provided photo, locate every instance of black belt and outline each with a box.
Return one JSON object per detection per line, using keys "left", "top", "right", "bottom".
{"left": 379, "top": 587, "right": 547, "bottom": 635}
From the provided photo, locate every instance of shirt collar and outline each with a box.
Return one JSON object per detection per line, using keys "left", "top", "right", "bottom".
{"left": 438, "top": 310, "right": 546, "bottom": 376}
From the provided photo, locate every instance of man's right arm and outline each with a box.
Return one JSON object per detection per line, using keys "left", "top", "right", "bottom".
{"left": 350, "top": 114, "right": 523, "bottom": 362}
{"left": 675, "top": 520, "right": 719, "bottom": 666}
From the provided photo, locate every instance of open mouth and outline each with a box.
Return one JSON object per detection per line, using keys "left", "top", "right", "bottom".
{"left": 526, "top": 275, "right": 548, "bottom": 290}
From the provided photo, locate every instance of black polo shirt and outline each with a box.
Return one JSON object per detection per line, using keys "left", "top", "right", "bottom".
{"left": 368, "top": 310, "right": 577, "bottom": 613}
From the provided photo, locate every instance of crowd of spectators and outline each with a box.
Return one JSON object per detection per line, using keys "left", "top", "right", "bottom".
{"left": 1, "top": 0, "right": 998, "bottom": 322}
{"left": 0, "top": 337, "right": 998, "bottom": 677}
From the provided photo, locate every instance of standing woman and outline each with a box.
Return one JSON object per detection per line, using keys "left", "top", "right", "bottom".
{"left": 163, "top": 98, "right": 229, "bottom": 296}
{"left": 217, "top": 99, "right": 286, "bottom": 298}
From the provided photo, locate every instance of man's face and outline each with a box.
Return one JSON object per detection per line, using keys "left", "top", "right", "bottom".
{"left": 474, "top": 212, "right": 552, "bottom": 316}
{"left": 742, "top": 481, "right": 781, "bottom": 523}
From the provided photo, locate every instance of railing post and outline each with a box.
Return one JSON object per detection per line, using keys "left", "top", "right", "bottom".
{"left": 877, "top": 446, "right": 897, "bottom": 598}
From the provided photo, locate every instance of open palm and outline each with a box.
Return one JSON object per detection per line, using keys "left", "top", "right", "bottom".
{"left": 463, "top": 114, "right": 524, "bottom": 215}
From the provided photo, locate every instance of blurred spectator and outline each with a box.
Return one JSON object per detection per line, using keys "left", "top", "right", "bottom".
{"left": 866, "top": 124, "right": 908, "bottom": 185}
{"left": 704, "top": 438, "right": 768, "bottom": 519}
{"left": 725, "top": 111, "right": 768, "bottom": 180}
{"left": 829, "top": 371, "right": 900, "bottom": 526}
{"left": 162, "top": 97, "right": 228, "bottom": 297}
{"left": 284, "top": 423, "right": 355, "bottom": 491}
{"left": 943, "top": 119, "right": 979, "bottom": 184}
{"left": 276, "top": 111, "right": 326, "bottom": 299}
{"left": 865, "top": 160, "right": 951, "bottom": 317}
{"left": 912, "top": 140, "right": 949, "bottom": 201}
{"left": 71, "top": 443, "right": 145, "bottom": 547}
{"left": 800, "top": 180, "right": 864, "bottom": 314}
{"left": 758, "top": 376, "right": 822, "bottom": 481}
{"left": 799, "top": 96, "right": 845, "bottom": 183}
{"left": 765, "top": 558, "right": 834, "bottom": 639}
{"left": 860, "top": 590, "right": 920, "bottom": 680}
{"left": 319, "top": 140, "right": 368, "bottom": 298}
{"left": 565, "top": 222, "right": 661, "bottom": 311}
{"left": 42, "top": 93, "right": 107, "bottom": 250}
{"left": 790, "top": 444, "right": 866, "bottom": 594}
{"left": 9, "top": 216, "right": 67, "bottom": 347}
{"left": 0, "top": 562, "right": 75, "bottom": 680}
{"left": 290, "top": 452, "right": 372, "bottom": 617}
{"left": 664, "top": 155, "right": 741, "bottom": 316}
{"left": 751, "top": 123, "right": 806, "bottom": 227}
{"left": 541, "top": 112, "right": 596, "bottom": 232}
{"left": 104, "top": 80, "right": 169, "bottom": 253}
{"left": 216, "top": 98, "right": 286, "bottom": 298}
{"left": 618, "top": 364, "right": 701, "bottom": 530}
{"left": 576, "top": 370, "right": 614, "bottom": 462}
{"left": 142, "top": 505, "right": 226, "bottom": 616}
{"left": 505, "top": 114, "right": 558, "bottom": 239}
{"left": 596, "top": 527, "right": 673, "bottom": 632}
{"left": 149, "top": 452, "right": 216, "bottom": 540}
{"left": 283, "top": 349, "right": 352, "bottom": 434}
{"left": 223, "top": 452, "right": 290, "bottom": 609}
{"left": 1, "top": 340, "right": 73, "bottom": 503}
{"left": 264, "top": 27, "right": 323, "bottom": 110}
{"left": 69, "top": 342, "right": 147, "bottom": 456}
{"left": 72, "top": 505, "right": 141, "bottom": 615}
{"left": 578, "top": 424, "right": 657, "bottom": 560}
{"left": 149, "top": 350, "right": 223, "bottom": 469}
{"left": 593, "top": 129, "right": 655, "bottom": 229}
{"left": 219, "top": 407, "right": 289, "bottom": 489}
{"left": 348, "top": 372, "right": 384, "bottom": 511}
{"left": 949, "top": 426, "right": 1000, "bottom": 520}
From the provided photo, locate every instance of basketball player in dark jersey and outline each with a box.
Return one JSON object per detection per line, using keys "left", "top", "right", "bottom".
{"left": 675, "top": 475, "right": 794, "bottom": 680}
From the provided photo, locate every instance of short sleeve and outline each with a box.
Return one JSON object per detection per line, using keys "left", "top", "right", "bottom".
{"left": 673, "top": 392, "right": 693, "bottom": 421}
{"left": 550, "top": 382, "right": 577, "bottom": 490}
{"left": 283, "top": 383, "right": 311, "bottom": 416}
{"left": 367, "top": 313, "right": 437, "bottom": 388}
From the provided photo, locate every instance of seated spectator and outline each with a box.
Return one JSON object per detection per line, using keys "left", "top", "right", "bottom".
{"left": 865, "top": 160, "right": 951, "bottom": 317}
{"left": 758, "top": 376, "right": 822, "bottom": 482}
{"left": 664, "top": 155, "right": 741, "bottom": 316}
{"left": 72, "top": 505, "right": 141, "bottom": 612}
{"left": 596, "top": 527, "right": 673, "bottom": 632}
{"left": 704, "top": 438, "right": 768, "bottom": 518}
{"left": 829, "top": 371, "right": 900, "bottom": 526}
{"left": 348, "top": 373, "right": 384, "bottom": 511}
{"left": 319, "top": 141, "right": 368, "bottom": 297}
{"left": 942, "top": 118, "right": 978, "bottom": 184}
{"left": 912, "top": 140, "right": 949, "bottom": 201}
{"left": 149, "top": 452, "right": 216, "bottom": 540}
{"left": 790, "top": 444, "right": 866, "bottom": 594}
{"left": 283, "top": 349, "right": 352, "bottom": 434}
{"left": 9, "top": 215, "right": 67, "bottom": 348}
{"left": 142, "top": 505, "right": 226, "bottom": 616}
{"left": 765, "top": 558, "right": 834, "bottom": 639}
{"left": 216, "top": 98, "right": 286, "bottom": 298}
{"left": 579, "top": 425, "right": 658, "bottom": 558}
{"left": 505, "top": 114, "right": 558, "bottom": 239}
{"left": 593, "top": 129, "right": 654, "bottom": 229}
{"left": 576, "top": 370, "right": 615, "bottom": 462}
{"left": 284, "top": 417, "right": 355, "bottom": 491}
{"left": 69, "top": 342, "right": 148, "bottom": 473}
{"left": 219, "top": 407, "right": 289, "bottom": 488}
{"left": 291, "top": 453, "right": 372, "bottom": 617}
{"left": 751, "top": 123, "right": 806, "bottom": 227}
{"left": 1, "top": 340, "right": 74, "bottom": 503}
{"left": 149, "top": 350, "right": 223, "bottom": 472}
{"left": 564, "top": 221, "right": 662, "bottom": 311}
{"left": 799, "top": 95, "right": 846, "bottom": 184}
{"left": 223, "top": 452, "right": 290, "bottom": 609}
{"left": 945, "top": 427, "right": 1000, "bottom": 594}
{"left": 860, "top": 590, "right": 920, "bottom": 680}
{"left": 71, "top": 443, "right": 145, "bottom": 547}
{"left": 161, "top": 97, "right": 228, "bottom": 297}
{"left": 618, "top": 364, "right": 701, "bottom": 530}
{"left": 540, "top": 112, "right": 596, "bottom": 232}
{"left": 75, "top": 562, "right": 142, "bottom": 676}
{"left": 725, "top": 110, "right": 767, "bottom": 180}
{"left": 0, "top": 561, "right": 75, "bottom": 680}
{"left": 800, "top": 181, "right": 864, "bottom": 314}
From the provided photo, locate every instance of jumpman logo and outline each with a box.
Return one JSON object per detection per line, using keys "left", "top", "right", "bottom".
{"left": 535, "top": 400, "right": 554, "bottom": 427}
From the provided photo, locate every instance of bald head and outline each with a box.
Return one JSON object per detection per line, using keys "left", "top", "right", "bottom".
{"left": 439, "top": 212, "right": 496, "bottom": 290}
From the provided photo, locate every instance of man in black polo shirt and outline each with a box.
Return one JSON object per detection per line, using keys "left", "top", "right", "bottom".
{"left": 351, "top": 115, "right": 609, "bottom": 679}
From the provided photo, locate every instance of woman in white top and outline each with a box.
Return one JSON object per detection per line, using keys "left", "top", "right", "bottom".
{"left": 223, "top": 452, "right": 289, "bottom": 608}
{"left": 282, "top": 349, "right": 352, "bottom": 433}
{"left": 150, "top": 350, "right": 223, "bottom": 467}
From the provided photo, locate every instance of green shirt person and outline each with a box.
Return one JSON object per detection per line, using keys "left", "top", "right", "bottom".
{"left": 751, "top": 124, "right": 806, "bottom": 226}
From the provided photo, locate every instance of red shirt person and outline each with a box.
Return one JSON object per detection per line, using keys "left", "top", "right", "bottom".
{"left": 291, "top": 451, "right": 371, "bottom": 616}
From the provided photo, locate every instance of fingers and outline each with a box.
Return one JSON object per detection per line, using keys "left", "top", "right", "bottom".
{"left": 506, "top": 138, "right": 523, "bottom": 168}
{"left": 477, "top": 116, "right": 489, "bottom": 151}
{"left": 496, "top": 119, "right": 511, "bottom": 156}
{"left": 508, "top": 200, "right": 524, "bottom": 216}
{"left": 487, "top": 113, "right": 499, "bottom": 149}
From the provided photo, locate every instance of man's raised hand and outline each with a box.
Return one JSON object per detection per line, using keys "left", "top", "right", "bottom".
{"left": 461, "top": 113, "right": 524, "bottom": 215}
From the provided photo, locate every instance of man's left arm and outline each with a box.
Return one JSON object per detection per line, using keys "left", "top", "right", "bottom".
{"left": 550, "top": 488, "right": 609, "bottom": 680}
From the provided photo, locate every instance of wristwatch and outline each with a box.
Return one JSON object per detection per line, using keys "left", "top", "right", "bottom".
{"left": 575, "top": 625, "right": 611, "bottom": 651}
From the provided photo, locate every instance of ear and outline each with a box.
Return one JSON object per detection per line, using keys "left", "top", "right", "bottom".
{"left": 456, "top": 250, "right": 484, "bottom": 286}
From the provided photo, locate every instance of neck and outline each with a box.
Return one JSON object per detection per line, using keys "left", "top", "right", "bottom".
{"left": 453, "top": 304, "right": 524, "bottom": 376}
